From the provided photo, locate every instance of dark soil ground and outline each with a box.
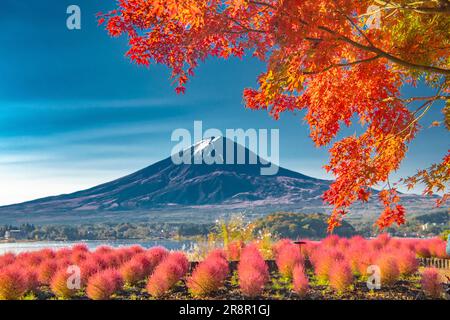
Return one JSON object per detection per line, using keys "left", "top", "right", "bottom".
{"left": 30, "top": 268, "right": 446, "bottom": 300}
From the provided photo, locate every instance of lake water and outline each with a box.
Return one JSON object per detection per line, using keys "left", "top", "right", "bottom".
{"left": 0, "top": 239, "right": 196, "bottom": 255}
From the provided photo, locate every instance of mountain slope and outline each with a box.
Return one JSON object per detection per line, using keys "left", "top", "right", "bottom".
{"left": 0, "top": 137, "right": 331, "bottom": 214}
{"left": 0, "top": 136, "right": 442, "bottom": 225}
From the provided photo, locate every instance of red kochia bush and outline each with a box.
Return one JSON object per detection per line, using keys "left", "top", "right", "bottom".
{"left": 292, "top": 265, "right": 309, "bottom": 298}
{"left": 23, "top": 267, "right": 40, "bottom": 293}
{"left": 79, "top": 260, "right": 101, "bottom": 286}
{"left": 416, "top": 244, "right": 431, "bottom": 258}
{"left": 329, "top": 260, "right": 353, "bottom": 294}
{"left": 71, "top": 251, "right": 88, "bottom": 265}
{"left": 397, "top": 251, "right": 419, "bottom": 276}
{"left": 272, "top": 239, "right": 293, "bottom": 256}
{"left": 119, "top": 248, "right": 168, "bottom": 285}
{"left": 72, "top": 243, "right": 89, "bottom": 252}
{"left": 275, "top": 242, "right": 303, "bottom": 279}
{"left": 128, "top": 245, "right": 145, "bottom": 255}
{"left": 187, "top": 250, "right": 229, "bottom": 297}
{"left": 41, "top": 248, "right": 57, "bottom": 259}
{"left": 376, "top": 254, "right": 400, "bottom": 286}
{"left": 142, "top": 247, "right": 169, "bottom": 277}
{"left": 421, "top": 268, "right": 443, "bottom": 299}
{"left": 345, "top": 244, "right": 367, "bottom": 276}
{"left": 0, "top": 267, "right": 27, "bottom": 300}
{"left": 311, "top": 249, "right": 345, "bottom": 283}
{"left": 0, "top": 253, "right": 15, "bottom": 269}
{"left": 37, "top": 261, "right": 58, "bottom": 285}
{"left": 427, "top": 238, "right": 448, "bottom": 259}
{"left": 57, "top": 258, "right": 72, "bottom": 270}
{"left": 374, "top": 234, "right": 391, "bottom": 248}
{"left": 145, "top": 246, "right": 169, "bottom": 272}
{"left": 355, "top": 250, "right": 377, "bottom": 277}
{"left": 169, "top": 251, "right": 190, "bottom": 272}
{"left": 99, "top": 252, "right": 121, "bottom": 269}
{"left": 50, "top": 269, "right": 78, "bottom": 299}
{"left": 17, "top": 252, "right": 42, "bottom": 267}
{"left": 321, "top": 235, "right": 341, "bottom": 248}
{"left": 146, "top": 251, "right": 189, "bottom": 298}
{"left": 94, "top": 245, "right": 114, "bottom": 255}
{"left": 120, "top": 256, "right": 149, "bottom": 285}
{"left": 86, "top": 269, "right": 123, "bottom": 300}
{"left": 55, "top": 248, "right": 73, "bottom": 260}
{"left": 88, "top": 254, "right": 109, "bottom": 270}
{"left": 238, "top": 245, "right": 269, "bottom": 297}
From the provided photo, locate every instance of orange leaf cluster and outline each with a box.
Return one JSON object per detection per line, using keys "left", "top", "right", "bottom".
{"left": 99, "top": 0, "right": 449, "bottom": 231}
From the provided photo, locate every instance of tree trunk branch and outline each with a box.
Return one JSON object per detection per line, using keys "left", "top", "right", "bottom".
{"left": 318, "top": 26, "right": 450, "bottom": 76}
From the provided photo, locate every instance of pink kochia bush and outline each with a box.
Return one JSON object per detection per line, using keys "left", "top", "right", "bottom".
{"left": 397, "top": 251, "right": 419, "bottom": 276}
{"left": 0, "top": 235, "right": 447, "bottom": 300}
{"left": 37, "top": 261, "right": 58, "bottom": 285}
{"left": 0, "top": 253, "right": 16, "bottom": 269}
{"left": 238, "top": 245, "right": 269, "bottom": 297}
{"left": 292, "top": 265, "right": 309, "bottom": 298}
{"left": 144, "top": 246, "right": 169, "bottom": 274}
{"left": 23, "top": 266, "right": 40, "bottom": 293}
{"left": 50, "top": 268, "right": 78, "bottom": 299}
{"left": 272, "top": 239, "right": 293, "bottom": 257}
{"left": 187, "top": 250, "right": 229, "bottom": 297}
{"left": 146, "top": 251, "right": 189, "bottom": 298}
{"left": 79, "top": 260, "right": 101, "bottom": 286}
{"left": 416, "top": 244, "right": 431, "bottom": 258}
{"left": 120, "top": 255, "right": 150, "bottom": 285}
{"left": 119, "top": 248, "right": 168, "bottom": 285}
{"left": 421, "top": 268, "right": 443, "bottom": 299}
{"left": 274, "top": 241, "right": 303, "bottom": 279}
{"left": 0, "top": 267, "right": 27, "bottom": 300}
{"left": 376, "top": 254, "right": 400, "bottom": 286}
{"left": 311, "top": 248, "right": 345, "bottom": 283}
{"left": 86, "top": 269, "right": 123, "bottom": 300}
{"left": 328, "top": 260, "right": 353, "bottom": 294}
{"left": 427, "top": 238, "right": 448, "bottom": 259}
{"left": 346, "top": 244, "right": 374, "bottom": 277}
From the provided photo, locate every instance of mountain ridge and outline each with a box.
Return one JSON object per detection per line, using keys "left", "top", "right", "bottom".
{"left": 0, "top": 136, "right": 330, "bottom": 213}
{"left": 0, "top": 136, "right": 442, "bottom": 225}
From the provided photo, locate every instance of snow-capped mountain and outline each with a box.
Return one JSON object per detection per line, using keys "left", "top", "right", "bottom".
{"left": 0, "top": 136, "right": 329, "bottom": 212}
{"left": 0, "top": 136, "right": 441, "bottom": 224}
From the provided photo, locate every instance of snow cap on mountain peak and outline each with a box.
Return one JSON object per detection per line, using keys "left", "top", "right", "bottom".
{"left": 193, "top": 136, "right": 221, "bottom": 155}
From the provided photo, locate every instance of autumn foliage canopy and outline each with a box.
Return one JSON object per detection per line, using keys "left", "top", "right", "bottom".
{"left": 99, "top": 0, "right": 450, "bottom": 231}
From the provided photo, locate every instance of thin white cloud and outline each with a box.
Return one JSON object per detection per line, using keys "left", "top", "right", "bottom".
{"left": 0, "top": 95, "right": 210, "bottom": 111}
{"left": 0, "top": 120, "right": 179, "bottom": 149}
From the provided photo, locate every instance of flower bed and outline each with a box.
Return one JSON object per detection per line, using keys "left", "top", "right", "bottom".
{"left": 0, "top": 235, "right": 448, "bottom": 300}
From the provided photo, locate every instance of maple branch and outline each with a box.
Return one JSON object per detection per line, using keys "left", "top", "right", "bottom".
{"left": 250, "top": 1, "right": 450, "bottom": 76}
{"left": 373, "top": 0, "right": 450, "bottom": 14}
{"left": 331, "top": 0, "right": 377, "bottom": 47}
{"left": 246, "top": 0, "right": 277, "bottom": 10}
{"left": 224, "top": 16, "right": 269, "bottom": 34}
{"left": 411, "top": 96, "right": 445, "bottom": 117}
{"left": 317, "top": 26, "right": 450, "bottom": 76}
{"left": 400, "top": 95, "right": 450, "bottom": 104}
{"left": 301, "top": 55, "right": 381, "bottom": 74}
{"left": 395, "top": 85, "right": 447, "bottom": 139}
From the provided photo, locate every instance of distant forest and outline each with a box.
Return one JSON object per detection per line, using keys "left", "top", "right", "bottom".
{"left": 1, "top": 211, "right": 448, "bottom": 241}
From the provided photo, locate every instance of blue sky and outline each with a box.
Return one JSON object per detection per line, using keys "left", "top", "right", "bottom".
{"left": 0, "top": 0, "right": 448, "bottom": 205}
